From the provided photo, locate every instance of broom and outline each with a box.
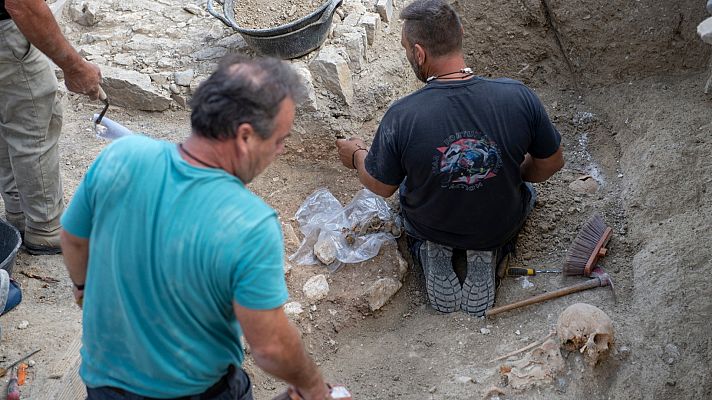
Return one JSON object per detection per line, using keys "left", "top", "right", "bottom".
{"left": 563, "top": 214, "right": 613, "bottom": 277}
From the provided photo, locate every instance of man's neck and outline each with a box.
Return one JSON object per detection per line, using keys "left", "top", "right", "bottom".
{"left": 425, "top": 53, "right": 471, "bottom": 81}
{"left": 180, "top": 135, "right": 234, "bottom": 173}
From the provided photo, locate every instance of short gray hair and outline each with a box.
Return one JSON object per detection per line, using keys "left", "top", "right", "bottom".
{"left": 189, "top": 55, "right": 304, "bottom": 140}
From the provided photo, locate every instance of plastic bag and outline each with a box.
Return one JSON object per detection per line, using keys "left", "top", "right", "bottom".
{"left": 289, "top": 188, "right": 400, "bottom": 271}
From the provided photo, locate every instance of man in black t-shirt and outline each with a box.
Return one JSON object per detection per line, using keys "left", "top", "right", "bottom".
{"left": 336, "top": 0, "right": 564, "bottom": 316}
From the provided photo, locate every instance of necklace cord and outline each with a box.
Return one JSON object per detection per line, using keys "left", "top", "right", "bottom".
{"left": 179, "top": 143, "right": 220, "bottom": 169}
{"left": 426, "top": 67, "right": 474, "bottom": 83}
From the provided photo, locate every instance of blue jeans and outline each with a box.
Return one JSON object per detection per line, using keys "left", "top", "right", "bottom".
{"left": 86, "top": 367, "right": 253, "bottom": 400}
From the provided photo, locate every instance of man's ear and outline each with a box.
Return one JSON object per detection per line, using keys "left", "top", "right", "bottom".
{"left": 235, "top": 123, "right": 255, "bottom": 152}
{"left": 413, "top": 43, "right": 426, "bottom": 66}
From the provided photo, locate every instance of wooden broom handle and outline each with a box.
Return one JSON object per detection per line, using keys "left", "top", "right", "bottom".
{"left": 485, "top": 278, "right": 603, "bottom": 317}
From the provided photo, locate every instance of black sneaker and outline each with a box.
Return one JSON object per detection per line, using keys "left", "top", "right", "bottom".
{"left": 460, "top": 250, "right": 496, "bottom": 316}
{"left": 419, "top": 241, "right": 461, "bottom": 313}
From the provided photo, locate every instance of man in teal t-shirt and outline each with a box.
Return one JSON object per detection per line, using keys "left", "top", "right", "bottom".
{"left": 61, "top": 56, "right": 331, "bottom": 400}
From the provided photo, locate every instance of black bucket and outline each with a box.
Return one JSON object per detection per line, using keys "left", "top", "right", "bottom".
{"left": 207, "top": 0, "right": 343, "bottom": 59}
{"left": 0, "top": 219, "right": 21, "bottom": 276}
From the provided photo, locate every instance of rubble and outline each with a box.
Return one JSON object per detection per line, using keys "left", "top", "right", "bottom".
{"left": 303, "top": 275, "right": 330, "bottom": 301}
{"left": 67, "top": 0, "right": 102, "bottom": 26}
{"left": 100, "top": 65, "right": 172, "bottom": 111}
{"left": 174, "top": 69, "right": 195, "bottom": 86}
{"left": 366, "top": 277, "right": 402, "bottom": 311}
{"left": 292, "top": 63, "right": 319, "bottom": 113}
{"left": 376, "top": 0, "right": 394, "bottom": 23}
{"left": 359, "top": 13, "right": 381, "bottom": 46}
{"left": 309, "top": 46, "right": 354, "bottom": 106}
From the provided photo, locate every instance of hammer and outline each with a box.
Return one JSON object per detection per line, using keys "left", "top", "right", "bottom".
{"left": 485, "top": 267, "right": 614, "bottom": 317}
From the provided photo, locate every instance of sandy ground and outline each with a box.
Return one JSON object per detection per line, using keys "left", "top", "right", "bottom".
{"left": 0, "top": 0, "right": 710, "bottom": 399}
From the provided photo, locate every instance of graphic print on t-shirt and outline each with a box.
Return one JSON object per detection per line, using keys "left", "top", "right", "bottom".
{"left": 432, "top": 130, "right": 502, "bottom": 190}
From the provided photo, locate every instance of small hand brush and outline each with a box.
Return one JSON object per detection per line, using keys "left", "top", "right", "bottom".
{"left": 563, "top": 214, "right": 612, "bottom": 277}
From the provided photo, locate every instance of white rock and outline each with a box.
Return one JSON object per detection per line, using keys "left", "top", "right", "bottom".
{"left": 174, "top": 69, "right": 195, "bottom": 87}
{"left": 169, "top": 83, "right": 180, "bottom": 95}
{"left": 303, "top": 275, "right": 330, "bottom": 301}
{"left": 101, "top": 65, "right": 172, "bottom": 111}
{"left": 376, "top": 0, "right": 394, "bottom": 23}
{"left": 313, "top": 237, "right": 337, "bottom": 265}
{"left": 113, "top": 54, "right": 135, "bottom": 67}
{"left": 17, "top": 320, "right": 29, "bottom": 330}
{"left": 68, "top": 0, "right": 102, "bottom": 26}
{"left": 455, "top": 376, "right": 474, "bottom": 384}
{"left": 283, "top": 301, "right": 304, "bottom": 315}
{"left": 309, "top": 46, "right": 354, "bottom": 106}
{"left": 480, "top": 327, "right": 491, "bottom": 335}
{"left": 182, "top": 4, "right": 204, "bottom": 16}
{"left": 343, "top": 12, "right": 362, "bottom": 27}
{"left": 340, "top": 29, "right": 367, "bottom": 71}
{"left": 366, "top": 277, "right": 402, "bottom": 311}
{"left": 359, "top": 13, "right": 381, "bottom": 45}
{"left": 698, "top": 17, "right": 712, "bottom": 45}
{"left": 291, "top": 63, "right": 318, "bottom": 113}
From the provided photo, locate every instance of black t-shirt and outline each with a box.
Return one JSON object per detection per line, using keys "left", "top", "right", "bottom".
{"left": 365, "top": 77, "right": 561, "bottom": 250}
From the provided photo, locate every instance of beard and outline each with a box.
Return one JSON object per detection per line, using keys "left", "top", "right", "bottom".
{"left": 407, "top": 52, "right": 428, "bottom": 83}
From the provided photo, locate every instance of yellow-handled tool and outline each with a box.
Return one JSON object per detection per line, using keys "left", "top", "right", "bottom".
{"left": 507, "top": 267, "right": 561, "bottom": 276}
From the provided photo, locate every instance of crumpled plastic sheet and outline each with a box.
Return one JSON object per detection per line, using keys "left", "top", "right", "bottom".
{"left": 289, "top": 188, "right": 398, "bottom": 271}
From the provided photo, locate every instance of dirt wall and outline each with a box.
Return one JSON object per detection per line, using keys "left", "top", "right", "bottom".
{"left": 457, "top": 0, "right": 711, "bottom": 86}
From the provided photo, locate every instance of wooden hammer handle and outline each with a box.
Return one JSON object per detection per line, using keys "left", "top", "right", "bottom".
{"left": 485, "top": 278, "right": 603, "bottom": 317}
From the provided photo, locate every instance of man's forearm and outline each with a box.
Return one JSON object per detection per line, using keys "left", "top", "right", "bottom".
{"left": 60, "top": 230, "right": 89, "bottom": 286}
{"left": 251, "top": 321, "right": 325, "bottom": 397}
{"left": 353, "top": 151, "right": 398, "bottom": 198}
{"left": 6, "top": 0, "right": 84, "bottom": 71}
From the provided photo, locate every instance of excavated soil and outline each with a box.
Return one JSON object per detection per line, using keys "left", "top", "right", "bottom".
{"left": 0, "top": 0, "right": 710, "bottom": 399}
{"left": 234, "top": 0, "right": 325, "bottom": 29}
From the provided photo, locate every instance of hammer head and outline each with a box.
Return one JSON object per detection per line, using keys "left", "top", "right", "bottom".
{"left": 590, "top": 266, "right": 616, "bottom": 302}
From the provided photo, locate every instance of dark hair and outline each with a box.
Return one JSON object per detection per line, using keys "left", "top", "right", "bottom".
{"left": 400, "top": 0, "right": 463, "bottom": 57}
{"left": 189, "top": 55, "right": 304, "bottom": 140}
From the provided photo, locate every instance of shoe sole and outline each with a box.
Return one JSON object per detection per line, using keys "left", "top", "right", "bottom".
{"left": 420, "top": 241, "right": 461, "bottom": 313}
{"left": 23, "top": 243, "right": 62, "bottom": 256}
{"left": 461, "top": 250, "right": 496, "bottom": 316}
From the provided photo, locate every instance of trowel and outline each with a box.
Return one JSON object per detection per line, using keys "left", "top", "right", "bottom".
{"left": 92, "top": 87, "right": 132, "bottom": 140}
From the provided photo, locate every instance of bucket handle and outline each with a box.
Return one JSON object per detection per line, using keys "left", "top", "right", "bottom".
{"left": 206, "top": 0, "right": 239, "bottom": 29}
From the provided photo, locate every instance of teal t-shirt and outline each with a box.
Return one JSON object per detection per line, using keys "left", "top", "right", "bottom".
{"left": 61, "top": 135, "right": 289, "bottom": 397}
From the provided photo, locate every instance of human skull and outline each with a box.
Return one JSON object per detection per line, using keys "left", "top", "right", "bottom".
{"left": 556, "top": 303, "right": 614, "bottom": 365}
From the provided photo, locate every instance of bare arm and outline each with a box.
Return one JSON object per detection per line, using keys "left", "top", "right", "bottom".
{"left": 60, "top": 229, "right": 89, "bottom": 306}
{"left": 336, "top": 138, "right": 398, "bottom": 198}
{"left": 6, "top": 0, "right": 102, "bottom": 99}
{"left": 234, "top": 303, "right": 330, "bottom": 400}
{"left": 520, "top": 145, "right": 565, "bottom": 183}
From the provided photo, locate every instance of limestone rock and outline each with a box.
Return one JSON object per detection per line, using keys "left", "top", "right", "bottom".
{"left": 343, "top": 28, "right": 368, "bottom": 71}
{"left": 376, "top": 0, "right": 393, "bottom": 23}
{"left": 193, "top": 47, "right": 228, "bottom": 61}
{"left": 284, "top": 301, "right": 304, "bottom": 315}
{"left": 366, "top": 277, "right": 402, "bottom": 311}
{"left": 568, "top": 175, "right": 599, "bottom": 194}
{"left": 292, "top": 63, "right": 318, "bottom": 113}
{"left": 303, "top": 275, "right": 330, "bottom": 301}
{"left": 68, "top": 0, "right": 102, "bottom": 26}
{"left": 101, "top": 65, "right": 172, "bottom": 111}
{"left": 698, "top": 17, "right": 712, "bottom": 45}
{"left": 174, "top": 69, "right": 195, "bottom": 86}
{"left": 359, "top": 13, "right": 381, "bottom": 45}
{"left": 310, "top": 46, "right": 354, "bottom": 106}
{"left": 314, "top": 236, "right": 337, "bottom": 265}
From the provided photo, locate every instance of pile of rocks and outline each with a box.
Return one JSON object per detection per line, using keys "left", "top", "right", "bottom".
{"left": 57, "top": 0, "right": 402, "bottom": 115}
